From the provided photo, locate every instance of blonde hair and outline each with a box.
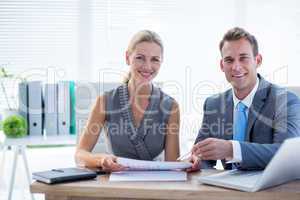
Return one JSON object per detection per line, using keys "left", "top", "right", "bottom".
{"left": 123, "top": 30, "right": 164, "bottom": 84}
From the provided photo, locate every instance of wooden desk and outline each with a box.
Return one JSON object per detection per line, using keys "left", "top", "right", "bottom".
{"left": 30, "top": 170, "right": 300, "bottom": 200}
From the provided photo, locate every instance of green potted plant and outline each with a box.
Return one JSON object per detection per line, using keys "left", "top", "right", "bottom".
{"left": 0, "top": 66, "right": 27, "bottom": 138}
{"left": 2, "top": 115, "right": 27, "bottom": 138}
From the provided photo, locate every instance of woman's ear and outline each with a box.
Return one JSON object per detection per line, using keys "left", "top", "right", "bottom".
{"left": 125, "top": 51, "right": 130, "bottom": 65}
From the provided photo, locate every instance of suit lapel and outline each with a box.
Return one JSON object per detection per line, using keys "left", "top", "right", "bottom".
{"left": 221, "top": 91, "right": 234, "bottom": 170}
{"left": 246, "top": 76, "right": 270, "bottom": 141}
{"left": 223, "top": 91, "right": 234, "bottom": 140}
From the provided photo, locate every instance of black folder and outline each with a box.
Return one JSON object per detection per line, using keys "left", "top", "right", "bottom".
{"left": 32, "top": 167, "right": 98, "bottom": 184}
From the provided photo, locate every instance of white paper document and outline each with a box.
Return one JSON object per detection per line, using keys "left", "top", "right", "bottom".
{"left": 117, "top": 157, "right": 192, "bottom": 171}
{"left": 110, "top": 171, "right": 187, "bottom": 182}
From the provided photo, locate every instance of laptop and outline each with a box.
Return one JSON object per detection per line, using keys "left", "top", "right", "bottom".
{"left": 198, "top": 137, "right": 300, "bottom": 192}
{"left": 32, "top": 167, "right": 98, "bottom": 184}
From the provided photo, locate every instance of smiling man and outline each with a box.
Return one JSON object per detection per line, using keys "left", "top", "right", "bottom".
{"left": 190, "top": 27, "right": 300, "bottom": 171}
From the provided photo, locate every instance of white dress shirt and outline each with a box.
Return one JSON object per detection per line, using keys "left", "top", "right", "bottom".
{"left": 228, "top": 77, "right": 259, "bottom": 163}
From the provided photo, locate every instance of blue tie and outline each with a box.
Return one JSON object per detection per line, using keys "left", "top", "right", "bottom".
{"left": 233, "top": 102, "right": 248, "bottom": 141}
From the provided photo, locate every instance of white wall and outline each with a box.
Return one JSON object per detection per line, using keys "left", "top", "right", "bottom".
{"left": 1, "top": 0, "right": 299, "bottom": 147}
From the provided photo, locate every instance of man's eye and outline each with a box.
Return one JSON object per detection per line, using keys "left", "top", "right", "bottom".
{"left": 225, "top": 59, "right": 233, "bottom": 63}
{"left": 240, "top": 57, "right": 249, "bottom": 61}
{"left": 240, "top": 57, "right": 249, "bottom": 62}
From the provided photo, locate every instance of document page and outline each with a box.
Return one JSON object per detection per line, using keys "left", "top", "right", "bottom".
{"left": 110, "top": 171, "right": 187, "bottom": 182}
{"left": 117, "top": 157, "right": 192, "bottom": 171}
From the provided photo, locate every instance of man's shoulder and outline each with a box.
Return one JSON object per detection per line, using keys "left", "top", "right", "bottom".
{"left": 206, "top": 89, "right": 231, "bottom": 101}
{"left": 257, "top": 78, "right": 300, "bottom": 106}
{"left": 204, "top": 89, "right": 232, "bottom": 108}
{"left": 268, "top": 84, "right": 300, "bottom": 104}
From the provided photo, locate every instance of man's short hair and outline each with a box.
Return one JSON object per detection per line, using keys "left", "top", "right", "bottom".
{"left": 219, "top": 27, "right": 259, "bottom": 56}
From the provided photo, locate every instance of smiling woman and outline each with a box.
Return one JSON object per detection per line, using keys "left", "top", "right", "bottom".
{"left": 75, "top": 30, "right": 182, "bottom": 172}
{"left": 123, "top": 30, "right": 163, "bottom": 85}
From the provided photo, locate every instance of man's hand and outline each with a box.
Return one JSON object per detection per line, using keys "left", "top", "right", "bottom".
{"left": 192, "top": 138, "right": 233, "bottom": 160}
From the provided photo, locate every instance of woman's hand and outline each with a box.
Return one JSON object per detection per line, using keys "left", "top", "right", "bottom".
{"left": 186, "top": 154, "right": 201, "bottom": 172}
{"left": 98, "top": 155, "right": 127, "bottom": 172}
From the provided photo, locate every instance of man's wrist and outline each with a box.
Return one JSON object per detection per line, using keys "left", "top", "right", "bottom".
{"left": 225, "top": 140, "right": 233, "bottom": 160}
{"left": 227, "top": 140, "right": 243, "bottom": 163}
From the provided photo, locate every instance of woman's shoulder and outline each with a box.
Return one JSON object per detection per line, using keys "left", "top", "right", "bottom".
{"left": 103, "top": 83, "right": 125, "bottom": 97}
{"left": 101, "top": 83, "right": 126, "bottom": 112}
{"left": 101, "top": 83, "right": 126, "bottom": 104}
{"left": 154, "top": 86, "right": 178, "bottom": 111}
{"left": 94, "top": 84, "right": 124, "bottom": 107}
{"left": 155, "top": 86, "right": 176, "bottom": 103}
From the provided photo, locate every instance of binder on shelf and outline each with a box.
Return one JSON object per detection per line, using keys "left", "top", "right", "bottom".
{"left": 18, "top": 82, "right": 29, "bottom": 135}
{"left": 44, "top": 83, "right": 58, "bottom": 136}
{"left": 28, "top": 81, "right": 43, "bottom": 136}
{"left": 58, "top": 81, "right": 71, "bottom": 135}
{"left": 69, "top": 81, "right": 76, "bottom": 134}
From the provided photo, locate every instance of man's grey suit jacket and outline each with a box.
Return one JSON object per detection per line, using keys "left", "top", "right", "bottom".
{"left": 195, "top": 75, "right": 300, "bottom": 170}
